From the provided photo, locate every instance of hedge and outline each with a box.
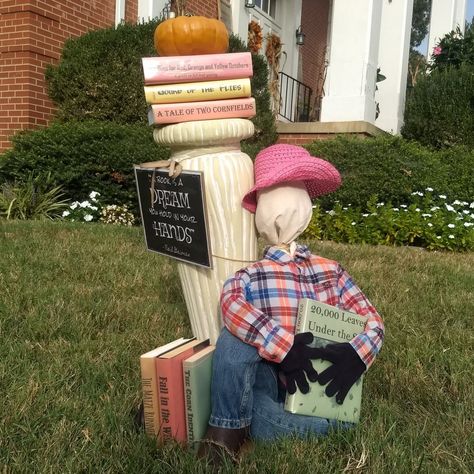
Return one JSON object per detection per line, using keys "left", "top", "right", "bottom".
{"left": 306, "top": 135, "right": 474, "bottom": 209}
{"left": 0, "top": 121, "right": 167, "bottom": 215}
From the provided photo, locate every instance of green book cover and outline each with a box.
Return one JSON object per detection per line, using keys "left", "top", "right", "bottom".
{"left": 182, "top": 345, "right": 215, "bottom": 447}
{"left": 284, "top": 299, "right": 367, "bottom": 423}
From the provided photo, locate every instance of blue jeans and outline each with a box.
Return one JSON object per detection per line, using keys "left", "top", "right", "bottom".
{"left": 209, "top": 328, "right": 353, "bottom": 441}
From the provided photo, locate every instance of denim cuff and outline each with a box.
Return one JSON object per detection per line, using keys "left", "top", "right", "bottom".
{"left": 209, "top": 415, "right": 252, "bottom": 429}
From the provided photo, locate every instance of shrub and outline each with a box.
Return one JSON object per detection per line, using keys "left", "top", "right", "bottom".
{"left": 0, "top": 173, "right": 68, "bottom": 220}
{"left": 305, "top": 135, "right": 474, "bottom": 210}
{"left": 303, "top": 192, "right": 474, "bottom": 252}
{"left": 429, "top": 22, "right": 474, "bottom": 71}
{"left": 0, "top": 121, "right": 168, "bottom": 215}
{"left": 45, "top": 20, "right": 159, "bottom": 124}
{"left": 402, "top": 64, "right": 474, "bottom": 148}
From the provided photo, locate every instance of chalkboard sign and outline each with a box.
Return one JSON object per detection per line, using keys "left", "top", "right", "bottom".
{"left": 134, "top": 166, "right": 212, "bottom": 268}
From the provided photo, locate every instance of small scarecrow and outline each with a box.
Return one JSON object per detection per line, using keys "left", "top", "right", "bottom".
{"left": 198, "top": 144, "right": 385, "bottom": 464}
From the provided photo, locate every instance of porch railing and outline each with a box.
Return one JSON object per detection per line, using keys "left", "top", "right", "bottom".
{"left": 278, "top": 72, "right": 313, "bottom": 122}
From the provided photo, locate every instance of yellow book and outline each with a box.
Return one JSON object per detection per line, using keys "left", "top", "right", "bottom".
{"left": 144, "top": 78, "right": 251, "bottom": 104}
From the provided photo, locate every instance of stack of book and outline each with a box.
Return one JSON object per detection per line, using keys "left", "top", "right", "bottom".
{"left": 142, "top": 52, "right": 256, "bottom": 125}
{"left": 140, "top": 337, "right": 215, "bottom": 446}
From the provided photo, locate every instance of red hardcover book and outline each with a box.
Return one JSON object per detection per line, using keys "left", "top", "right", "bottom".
{"left": 156, "top": 339, "right": 210, "bottom": 443}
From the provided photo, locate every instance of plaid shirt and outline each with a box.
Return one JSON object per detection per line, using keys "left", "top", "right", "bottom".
{"left": 220, "top": 244, "right": 384, "bottom": 367}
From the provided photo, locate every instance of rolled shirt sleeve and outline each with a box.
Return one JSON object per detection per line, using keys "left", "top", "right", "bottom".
{"left": 336, "top": 265, "right": 385, "bottom": 369}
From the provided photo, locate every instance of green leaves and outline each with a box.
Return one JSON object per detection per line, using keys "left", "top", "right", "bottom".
{"left": 0, "top": 173, "right": 69, "bottom": 220}
{"left": 0, "top": 121, "right": 169, "bottom": 218}
{"left": 303, "top": 192, "right": 474, "bottom": 252}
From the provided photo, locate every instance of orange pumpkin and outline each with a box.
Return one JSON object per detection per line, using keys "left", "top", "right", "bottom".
{"left": 154, "top": 16, "right": 229, "bottom": 56}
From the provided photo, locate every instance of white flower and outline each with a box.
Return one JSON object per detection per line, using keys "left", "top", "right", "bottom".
{"left": 351, "top": 222, "right": 356, "bottom": 226}
{"left": 431, "top": 206, "right": 440, "bottom": 211}
{"left": 425, "top": 187, "right": 433, "bottom": 192}
{"left": 376, "top": 202, "right": 385, "bottom": 207}
{"left": 415, "top": 208, "right": 420, "bottom": 212}
{"left": 463, "top": 210, "right": 470, "bottom": 214}
{"left": 80, "top": 200, "right": 91, "bottom": 208}
{"left": 89, "top": 191, "right": 100, "bottom": 200}
{"left": 362, "top": 213, "right": 369, "bottom": 217}
{"left": 437, "top": 236, "right": 442, "bottom": 239}
{"left": 90, "top": 206, "right": 98, "bottom": 211}
{"left": 62, "top": 210, "right": 70, "bottom": 217}
{"left": 464, "top": 222, "right": 473, "bottom": 227}
{"left": 439, "top": 195, "right": 447, "bottom": 199}
{"left": 445, "top": 204, "right": 455, "bottom": 212}
{"left": 448, "top": 235, "right": 455, "bottom": 239}
{"left": 70, "top": 202, "right": 79, "bottom": 210}
{"left": 470, "top": 202, "right": 474, "bottom": 209}
{"left": 428, "top": 223, "right": 433, "bottom": 227}
{"left": 447, "top": 224, "right": 455, "bottom": 228}
{"left": 411, "top": 191, "right": 423, "bottom": 196}
{"left": 343, "top": 207, "right": 348, "bottom": 211}
{"left": 422, "top": 213, "right": 432, "bottom": 218}
{"left": 328, "top": 210, "right": 336, "bottom": 216}
{"left": 453, "top": 200, "right": 462, "bottom": 205}
{"left": 393, "top": 208, "right": 399, "bottom": 211}
{"left": 461, "top": 202, "right": 468, "bottom": 206}
{"left": 84, "top": 214, "right": 93, "bottom": 222}
{"left": 400, "top": 204, "right": 407, "bottom": 208}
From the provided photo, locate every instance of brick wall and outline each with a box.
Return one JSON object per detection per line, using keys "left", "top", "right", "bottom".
{"left": 300, "top": 0, "right": 330, "bottom": 120}
{"left": 186, "top": 0, "right": 218, "bottom": 18}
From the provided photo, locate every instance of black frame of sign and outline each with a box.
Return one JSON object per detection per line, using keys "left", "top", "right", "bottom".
{"left": 134, "top": 166, "right": 212, "bottom": 268}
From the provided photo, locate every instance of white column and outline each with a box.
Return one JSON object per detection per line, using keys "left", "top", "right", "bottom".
{"left": 427, "top": 0, "right": 467, "bottom": 58}
{"left": 137, "top": 0, "right": 166, "bottom": 23}
{"left": 115, "top": 0, "right": 126, "bottom": 25}
{"left": 320, "top": 0, "right": 382, "bottom": 123}
{"left": 375, "top": 0, "right": 413, "bottom": 134}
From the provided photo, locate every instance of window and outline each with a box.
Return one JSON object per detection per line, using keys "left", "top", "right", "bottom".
{"left": 255, "top": 0, "right": 276, "bottom": 18}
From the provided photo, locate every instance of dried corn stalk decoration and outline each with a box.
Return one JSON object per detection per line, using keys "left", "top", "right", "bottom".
{"left": 265, "top": 32, "right": 283, "bottom": 115}
{"left": 248, "top": 20, "right": 263, "bottom": 54}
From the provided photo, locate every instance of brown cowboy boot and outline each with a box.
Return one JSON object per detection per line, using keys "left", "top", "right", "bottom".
{"left": 197, "top": 424, "right": 250, "bottom": 469}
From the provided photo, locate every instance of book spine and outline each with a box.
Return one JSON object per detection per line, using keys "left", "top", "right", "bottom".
{"left": 294, "top": 298, "right": 309, "bottom": 334}
{"left": 183, "top": 366, "right": 194, "bottom": 444}
{"left": 144, "top": 78, "right": 252, "bottom": 104}
{"left": 148, "top": 98, "right": 256, "bottom": 125}
{"left": 156, "top": 359, "right": 173, "bottom": 442}
{"left": 139, "top": 356, "right": 160, "bottom": 437}
{"left": 156, "top": 357, "right": 188, "bottom": 443}
{"left": 142, "top": 52, "right": 253, "bottom": 85}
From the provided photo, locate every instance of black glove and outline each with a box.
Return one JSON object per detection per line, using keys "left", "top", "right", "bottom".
{"left": 317, "top": 342, "right": 366, "bottom": 405}
{"left": 280, "top": 332, "right": 323, "bottom": 395}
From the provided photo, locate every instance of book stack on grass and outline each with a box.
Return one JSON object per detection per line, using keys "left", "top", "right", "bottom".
{"left": 142, "top": 52, "right": 256, "bottom": 125}
{"left": 140, "top": 337, "right": 215, "bottom": 447}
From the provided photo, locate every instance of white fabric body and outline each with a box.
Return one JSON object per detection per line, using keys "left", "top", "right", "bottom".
{"left": 255, "top": 181, "right": 313, "bottom": 250}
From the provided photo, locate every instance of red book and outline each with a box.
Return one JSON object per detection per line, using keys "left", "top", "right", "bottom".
{"left": 156, "top": 339, "right": 210, "bottom": 443}
{"left": 142, "top": 52, "right": 253, "bottom": 85}
{"left": 147, "top": 97, "right": 256, "bottom": 125}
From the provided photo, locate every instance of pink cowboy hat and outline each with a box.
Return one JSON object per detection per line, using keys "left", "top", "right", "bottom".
{"left": 242, "top": 144, "right": 341, "bottom": 213}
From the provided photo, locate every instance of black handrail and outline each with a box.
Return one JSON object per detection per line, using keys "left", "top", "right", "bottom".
{"left": 278, "top": 72, "right": 313, "bottom": 122}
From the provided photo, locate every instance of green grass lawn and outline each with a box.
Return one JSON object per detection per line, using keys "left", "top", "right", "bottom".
{"left": 1, "top": 221, "right": 473, "bottom": 473}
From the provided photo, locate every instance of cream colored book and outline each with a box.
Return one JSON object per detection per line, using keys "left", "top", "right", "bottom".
{"left": 144, "top": 77, "right": 251, "bottom": 104}
{"left": 284, "top": 299, "right": 367, "bottom": 423}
